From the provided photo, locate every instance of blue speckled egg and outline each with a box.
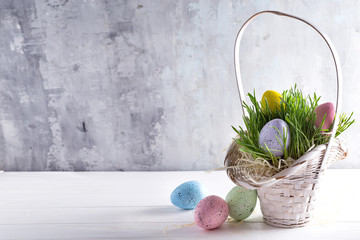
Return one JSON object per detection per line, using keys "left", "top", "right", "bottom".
{"left": 259, "top": 118, "right": 290, "bottom": 157}
{"left": 194, "top": 195, "right": 229, "bottom": 229}
{"left": 170, "top": 181, "right": 205, "bottom": 210}
{"left": 225, "top": 186, "right": 257, "bottom": 221}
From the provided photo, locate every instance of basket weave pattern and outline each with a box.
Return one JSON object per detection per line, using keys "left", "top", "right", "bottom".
{"left": 225, "top": 139, "right": 347, "bottom": 228}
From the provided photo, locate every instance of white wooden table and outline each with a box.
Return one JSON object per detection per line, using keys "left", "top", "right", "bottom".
{"left": 0, "top": 170, "right": 359, "bottom": 239}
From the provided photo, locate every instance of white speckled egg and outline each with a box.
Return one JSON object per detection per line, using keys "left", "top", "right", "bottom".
{"left": 170, "top": 181, "right": 205, "bottom": 210}
{"left": 225, "top": 186, "right": 257, "bottom": 221}
{"left": 259, "top": 118, "right": 290, "bottom": 157}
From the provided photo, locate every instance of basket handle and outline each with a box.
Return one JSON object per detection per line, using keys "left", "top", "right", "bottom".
{"left": 234, "top": 10, "right": 343, "bottom": 171}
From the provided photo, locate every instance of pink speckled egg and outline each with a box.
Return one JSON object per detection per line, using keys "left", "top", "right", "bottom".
{"left": 314, "top": 102, "right": 335, "bottom": 130}
{"left": 194, "top": 195, "right": 229, "bottom": 230}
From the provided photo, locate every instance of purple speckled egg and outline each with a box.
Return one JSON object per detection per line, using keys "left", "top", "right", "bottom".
{"left": 314, "top": 102, "right": 335, "bottom": 130}
{"left": 259, "top": 118, "right": 290, "bottom": 157}
{"left": 194, "top": 195, "right": 229, "bottom": 230}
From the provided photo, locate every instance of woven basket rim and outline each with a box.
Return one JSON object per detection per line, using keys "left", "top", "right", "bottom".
{"left": 225, "top": 138, "right": 347, "bottom": 190}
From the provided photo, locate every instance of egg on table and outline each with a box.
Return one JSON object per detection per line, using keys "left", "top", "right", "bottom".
{"left": 314, "top": 102, "right": 335, "bottom": 130}
{"left": 225, "top": 186, "right": 257, "bottom": 221}
{"left": 194, "top": 195, "right": 229, "bottom": 230}
{"left": 259, "top": 118, "right": 290, "bottom": 157}
{"left": 170, "top": 181, "right": 205, "bottom": 210}
{"left": 261, "top": 90, "right": 282, "bottom": 112}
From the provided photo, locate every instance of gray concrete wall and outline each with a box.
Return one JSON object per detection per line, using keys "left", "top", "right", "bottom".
{"left": 0, "top": 0, "right": 358, "bottom": 171}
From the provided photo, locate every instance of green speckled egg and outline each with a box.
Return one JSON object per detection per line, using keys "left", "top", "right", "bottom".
{"left": 225, "top": 186, "right": 257, "bottom": 221}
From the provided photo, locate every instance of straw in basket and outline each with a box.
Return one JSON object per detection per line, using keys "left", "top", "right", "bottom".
{"left": 224, "top": 11, "right": 348, "bottom": 228}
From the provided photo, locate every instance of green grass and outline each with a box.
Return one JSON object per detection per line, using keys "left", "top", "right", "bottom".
{"left": 232, "top": 85, "right": 354, "bottom": 167}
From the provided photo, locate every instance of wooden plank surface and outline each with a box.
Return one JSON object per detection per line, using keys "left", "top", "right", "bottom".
{"left": 0, "top": 170, "right": 359, "bottom": 239}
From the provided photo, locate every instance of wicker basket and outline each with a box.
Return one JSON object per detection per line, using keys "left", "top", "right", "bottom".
{"left": 225, "top": 11, "right": 347, "bottom": 228}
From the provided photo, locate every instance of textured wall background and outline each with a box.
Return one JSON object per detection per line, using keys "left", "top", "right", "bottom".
{"left": 0, "top": 0, "right": 358, "bottom": 171}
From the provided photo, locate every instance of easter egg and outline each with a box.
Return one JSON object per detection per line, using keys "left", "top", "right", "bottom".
{"left": 170, "top": 181, "right": 205, "bottom": 210}
{"left": 314, "top": 102, "right": 335, "bottom": 130}
{"left": 261, "top": 90, "right": 282, "bottom": 112}
{"left": 225, "top": 186, "right": 257, "bottom": 221}
{"left": 259, "top": 118, "right": 290, "bottom": 157}
{"left": 194, "top": 195, "right": 229, "bottom": 230}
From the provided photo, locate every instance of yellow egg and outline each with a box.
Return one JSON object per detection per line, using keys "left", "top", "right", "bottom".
{"left": 261, "top": 90, "right": 282, "bottom": 112}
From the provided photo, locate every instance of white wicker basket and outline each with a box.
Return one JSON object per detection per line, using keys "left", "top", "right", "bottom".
{"left": 225, "top": 11, "right": 347, "bottom": 228}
